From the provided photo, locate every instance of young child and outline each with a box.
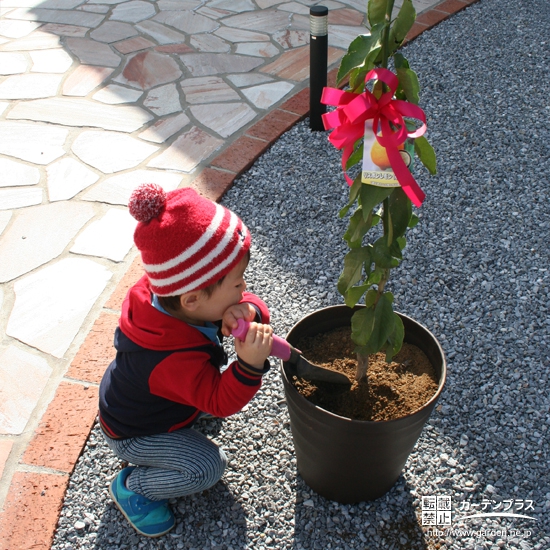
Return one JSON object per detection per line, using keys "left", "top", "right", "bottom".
{"left": 99, "top": 183, "right": 273, "bottom": 537}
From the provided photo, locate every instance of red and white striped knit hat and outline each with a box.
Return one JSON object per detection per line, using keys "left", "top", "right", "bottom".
{"left": 128, "top": 183, "right": 250, "bottom": 296}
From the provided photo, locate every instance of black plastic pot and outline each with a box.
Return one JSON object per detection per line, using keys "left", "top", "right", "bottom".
{"left": 281, "top": 305, "right": 446, "bottom": 504}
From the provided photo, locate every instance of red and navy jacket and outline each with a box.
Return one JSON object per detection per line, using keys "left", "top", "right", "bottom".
{"left": 99, "top": 275, "right": 270, "bottom": 439}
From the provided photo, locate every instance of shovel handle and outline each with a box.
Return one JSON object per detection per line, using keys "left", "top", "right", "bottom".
{"left": 232, "top": 319, "right": 291, "bottom": 361}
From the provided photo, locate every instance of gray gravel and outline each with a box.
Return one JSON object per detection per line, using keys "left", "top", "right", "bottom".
{"left": 52, "top": 0, "right": 550, "bottom": 548}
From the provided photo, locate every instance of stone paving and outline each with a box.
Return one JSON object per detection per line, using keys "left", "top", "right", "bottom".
{"left": 0, "top": 0, "right": 478, "bottom": 547}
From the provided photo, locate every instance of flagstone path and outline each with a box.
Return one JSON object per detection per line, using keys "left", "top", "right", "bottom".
{"left": 0, "top": 0, "right": 479, "bottom": 547}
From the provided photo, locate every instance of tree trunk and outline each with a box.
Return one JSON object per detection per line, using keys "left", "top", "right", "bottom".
{"left": 356, "top": 352, "right": 369, "bottom": 382}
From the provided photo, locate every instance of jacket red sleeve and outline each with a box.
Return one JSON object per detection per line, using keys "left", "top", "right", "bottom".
{"left": 148, "top": 349, "right": 266, "bottom": 418}
{"left": 240, "top": 291, "right": 270, "bottom": 324}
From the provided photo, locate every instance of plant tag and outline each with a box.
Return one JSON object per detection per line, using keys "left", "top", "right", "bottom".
{"left": 361, "top": 120, "right": 413, "bottom": 187}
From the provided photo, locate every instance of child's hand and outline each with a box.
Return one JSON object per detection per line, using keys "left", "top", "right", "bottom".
{"left": 234, "top": 322, "right": 273, "bottom": 369}
{"left": 221, "top": 303, "right": 257, "bottom": 337}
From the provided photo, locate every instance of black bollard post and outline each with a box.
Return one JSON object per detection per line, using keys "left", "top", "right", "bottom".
{"left": 309, "top": 6, "right": 328, "bottom": 131}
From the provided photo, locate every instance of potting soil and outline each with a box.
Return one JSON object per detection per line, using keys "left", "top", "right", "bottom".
{"left": 292, "top": 327, "right": 439, "bottom": 421}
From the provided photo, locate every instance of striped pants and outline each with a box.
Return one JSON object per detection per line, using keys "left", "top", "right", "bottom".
{"left": 103, "top": 428, "right": 227, "bottom": 501}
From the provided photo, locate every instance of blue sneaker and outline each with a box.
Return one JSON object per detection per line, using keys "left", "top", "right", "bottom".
{"left": 109, "top": 467, "right": 175, "bottom": 537}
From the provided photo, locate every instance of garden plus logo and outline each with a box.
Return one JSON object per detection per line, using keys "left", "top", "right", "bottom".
{"left": 455, "top": 498, "right": 537, "bottom": 523}
{"left": 421, "top": 495, "right": 537, "bottom": 540}
{"left": 421, "top": 496, "right": 452, "bottom": 526}
{"left": 422, "top": 496, "right": 537, "bottom": 526}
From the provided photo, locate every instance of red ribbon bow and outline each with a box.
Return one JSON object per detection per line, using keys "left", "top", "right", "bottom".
{"left": 321, "top": 67, "right": 427, "bottom": 207}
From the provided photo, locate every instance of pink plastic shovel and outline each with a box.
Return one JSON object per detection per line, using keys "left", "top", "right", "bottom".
{"left": 232, "top": 319, "right": 351, "bottom": 386}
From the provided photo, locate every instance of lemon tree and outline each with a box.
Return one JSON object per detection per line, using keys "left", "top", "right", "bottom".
{"left": 331, "top": 0, "right": 437, "bottom": 380}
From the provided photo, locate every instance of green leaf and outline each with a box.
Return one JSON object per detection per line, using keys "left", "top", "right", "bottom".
{"left": 414, "top": 136, "right": 437, "bottom": 175}
{"left": 368, "top": 0, "right": 388, "bottom": 27}
{"left": 389, "top": 238, "right": 403, "bottom": 260}
{"left": 364, "top": 289, "right": 378, "bottom": 307}
{"left": 385, "top": 313, "right": 405, "bottom": 361}
{"left": 396, "top": 67, "right": 420, "bottom": 105}
{"left": 373, "top": 237, "right": 399, "bottom": 269}
{"left": 408, "top": 213, "right": 419, "bottom": 228}
{"left": 337, "top": 34, "right": 374, "bottom": 87}
{"left": 388, "top": 187, "right": 412, "bottom": 239}
{"left": 388, "top": 0, "right": 416, "bottom": 50}
{"left": 344, "top": 208, "right": 374, "bottom": 247}
{"left": 338, "top": 247, "right": 371, "bottom": 294}
{"left": 359, "top": 184, "right": 393, "bottom": 218}
{"left": 344, "top": 284, "right": 370, "bottom": 308}
{"left": 351, "top": 306, "right": 376, "bottom": 347}
{"left": 367, "top": 268, "right": 383, "bottom": 285}
{"left": 396, "top": 236, "right": 407, "bottom": 251}
{"left": 339, "top": 205, "right": 350, "bottom": 219}
{"left": 372, "top": 79, "right": 386, "bottom": 99}
{"left": 366, "top": 293, "right": 396, "bottom": 353}
{"left": 339, "top": 173, "right": 362, "bottom": 218}
{"left": 337, "top": 25, "right": 382, "bottom": 88}
{"left": 394, "top": 52, "right": 410, "bottom": 70}
{"left": 349, "top": 49, "right": 382, "bottom": 91}
{"left": 346, "top": 23, "right": 384, "bottom": 92}
{"left": 345, "top": 142, "right": 364, "bottom": 171}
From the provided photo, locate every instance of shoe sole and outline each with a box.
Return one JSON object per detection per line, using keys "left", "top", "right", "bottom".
{"left": 109, "top": 479, "right": 175, "bottom": 538}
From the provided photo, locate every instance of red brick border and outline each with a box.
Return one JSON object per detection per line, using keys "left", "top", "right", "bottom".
{"left": 0, "top": 3, "right": 478, "bottom": 547}
{"left": 0, "top": 472, "right": 69, "bottom": 550}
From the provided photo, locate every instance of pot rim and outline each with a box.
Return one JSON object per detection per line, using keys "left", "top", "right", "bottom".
{"left": 280, "top": 305, "right": 447, "bottom": 425}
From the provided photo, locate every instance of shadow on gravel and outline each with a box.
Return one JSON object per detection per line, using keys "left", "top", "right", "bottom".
{"left": 94, "top": 478, "right": 249, "bottom": 550}
{"left": 291, "top": 476, "right": 428, "bottom": 549}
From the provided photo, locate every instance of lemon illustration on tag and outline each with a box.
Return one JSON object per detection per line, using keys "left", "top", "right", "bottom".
{"left": 370, "top": 139, "right": 412, "bottom": 170}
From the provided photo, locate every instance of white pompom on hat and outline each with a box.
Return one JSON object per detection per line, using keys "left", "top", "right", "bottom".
{"left": 128, "top": 183, "right": 250, "bottom": 296}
